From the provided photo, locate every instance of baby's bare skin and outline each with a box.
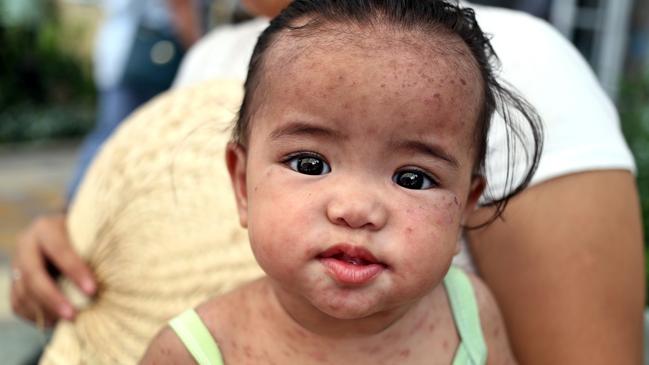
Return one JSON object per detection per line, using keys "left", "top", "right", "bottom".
{"left": 143, "top": 273, "right": 514, "bottom": 364}
{"left": 198, "top": 278, "right": 458, "bottom": 364}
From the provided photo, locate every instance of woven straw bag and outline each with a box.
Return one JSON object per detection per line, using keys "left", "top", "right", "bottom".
{"left": 40, "top": 80, "right": 263, "bottom": 365}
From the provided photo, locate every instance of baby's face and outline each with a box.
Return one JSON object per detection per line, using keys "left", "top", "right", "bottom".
{"left": 228, "top": 32, "right": 484, "bottom": 319}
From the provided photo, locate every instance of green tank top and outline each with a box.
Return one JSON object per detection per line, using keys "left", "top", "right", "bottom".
{"left": 169, "top": 266, "right": 487, "bottom": 365}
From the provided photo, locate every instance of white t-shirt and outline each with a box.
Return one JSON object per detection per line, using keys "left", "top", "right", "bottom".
{"left": 172, "top": 5, "right": 635, "bottom": 270}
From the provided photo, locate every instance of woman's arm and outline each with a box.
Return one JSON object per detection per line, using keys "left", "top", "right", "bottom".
{"left": 467, "top": 170, "right": 645, "bottom": 364}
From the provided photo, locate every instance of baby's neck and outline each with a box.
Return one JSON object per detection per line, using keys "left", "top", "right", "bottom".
{"left": 262, "top": 277, "right": 436, "bottom": 340}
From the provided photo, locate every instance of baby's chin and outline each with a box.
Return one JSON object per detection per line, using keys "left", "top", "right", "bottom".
{"left": 307, "top": 288, "right": 401, "bottom": 321}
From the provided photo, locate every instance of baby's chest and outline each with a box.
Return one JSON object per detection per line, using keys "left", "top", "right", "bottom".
{"left": 216, "top": 326, "right": 460, "bottom": 365}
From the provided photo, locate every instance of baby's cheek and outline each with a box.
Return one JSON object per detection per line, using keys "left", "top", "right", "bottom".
{"left": 398, "top": 193, "right": 462, "bottom": 260}
{"left": 403, "top": 193, "right": 461, "bottom": 229}
{"left": 249, "top": 199, "right": 311, "bottom": 277}
{"left": 433, "top": 193, "right": 463, "bottom": 227}
{"left": 249, "top": 222, "right": 297, "bottom": 280}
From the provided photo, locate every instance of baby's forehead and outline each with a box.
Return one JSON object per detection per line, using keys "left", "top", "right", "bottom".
{"left": 261, "top": 25, "right": 483, "bottom": 107}
{"left": 262, "top": 23, "right": 482, "bottom": 95}
{"left": 251, "top": 26, "right": 484, "bottom": 153}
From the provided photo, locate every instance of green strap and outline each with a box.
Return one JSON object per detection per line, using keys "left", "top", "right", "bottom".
{"left": 444, "top": 266, "right": 487, "bottom": 365}
{"left": 169, "top": 309, "right": 225, "bottom": 365}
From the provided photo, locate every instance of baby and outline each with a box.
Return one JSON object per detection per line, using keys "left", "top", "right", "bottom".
{"left": 142, "top": 0, "right": 542, "bottom": 363}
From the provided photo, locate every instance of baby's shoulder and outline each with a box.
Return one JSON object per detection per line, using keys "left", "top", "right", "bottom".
{"left": 462, "top": 272, "right": 497, "bottom": 318}
{"left": 140, "top": 322, "right": 197, "bottom": 364}
{"left": 140, "top": 279, "right": 264, "bottom": 364}
{"left": 463, "top": 272, "right": 517, "bottom": 365}
{"left": 195, "top": 278, "right": 263, "bottom": 330}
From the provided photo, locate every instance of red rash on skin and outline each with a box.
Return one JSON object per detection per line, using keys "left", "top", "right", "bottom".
{"left": 400, "top": 349, "right": 411, "bottom": 358}
{"left": 359, "top": 344, "right": 382, "bottom": 354}
{"left": 408, "top": 317, "right": 426, "bottom": 336}
{"left": 309, "top": 351, "right": 328, "bottom": 362}
{"left": 243, "top": 345, "right": 253, "bottom": 358}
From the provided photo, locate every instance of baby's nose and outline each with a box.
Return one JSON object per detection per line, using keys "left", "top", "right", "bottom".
{"left": 325, "top": 186, "right": 388, "bottom": 230}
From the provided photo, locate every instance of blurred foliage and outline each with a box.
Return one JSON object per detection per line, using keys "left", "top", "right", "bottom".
{"left": 619, "top": 74, "right": 649, "bottom": 245}
{"left": 0, "top": 1, "right": 95, "bottom": 143}
{"left": 618, "top": 72, "right": 649, "bottom": 301}
{"left": 0, "top": 104, "right": 94, "bottom": 143}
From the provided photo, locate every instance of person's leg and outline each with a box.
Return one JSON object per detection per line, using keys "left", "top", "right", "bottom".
{"left": 66, "top": 86, "right": 155, "bottom": 203}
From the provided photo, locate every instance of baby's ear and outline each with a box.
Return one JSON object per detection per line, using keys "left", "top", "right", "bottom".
{"left": 226, "top": 142, "right": 249, "bottom": 228}
{"left": 463, "top": 175, "right": 486, "bottom": 219}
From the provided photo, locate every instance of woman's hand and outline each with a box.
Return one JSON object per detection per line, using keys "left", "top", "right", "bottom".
{"left": 468, "top": 170, "right": 645, "bottom": 364}
{"left": 10, "top": 214, "right": 96, "bottom": 326}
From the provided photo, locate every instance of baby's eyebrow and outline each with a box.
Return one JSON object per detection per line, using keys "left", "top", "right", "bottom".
{"left": 269, "top": 121, "right": 345, "bottom": 141}
{"left": 391, "top": 139, "right": 459, "bottom": 169}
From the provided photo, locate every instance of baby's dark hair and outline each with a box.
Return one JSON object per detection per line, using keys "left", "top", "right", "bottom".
{"left": 232, "top": 0, "right": 543, "bottom": 225}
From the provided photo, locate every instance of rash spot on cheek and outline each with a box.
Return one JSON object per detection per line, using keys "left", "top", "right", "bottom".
{"left": 365, "top": 126, "right": 378, "bottom": 135}
{"left": 446, "top": 199, "right": 453, "bottom": 209}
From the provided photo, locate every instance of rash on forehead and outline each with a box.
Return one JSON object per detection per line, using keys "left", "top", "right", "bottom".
{"left": 264, "top": 20, "right": 482, "bottom": 86}
{"left": 252, "top": 22, "right": 485, "bottom": 152}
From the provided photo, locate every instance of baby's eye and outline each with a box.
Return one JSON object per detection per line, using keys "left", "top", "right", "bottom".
{"left": 393, "top": 169, "right": 437, "bottom": 190}
{"left": 286, "top": 154, "right": 331, "bottom": 175}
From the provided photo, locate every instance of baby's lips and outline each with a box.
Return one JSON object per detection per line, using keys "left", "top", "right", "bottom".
{"left": 320, "top": 257, "right": 385, "bottom": 285}
{"left": 316, "top": 243, "right": 387, "bottom": 266}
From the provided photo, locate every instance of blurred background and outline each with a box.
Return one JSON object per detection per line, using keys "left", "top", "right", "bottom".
{"left": 1, "top": 0, "right": 649, "bottom": 363}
